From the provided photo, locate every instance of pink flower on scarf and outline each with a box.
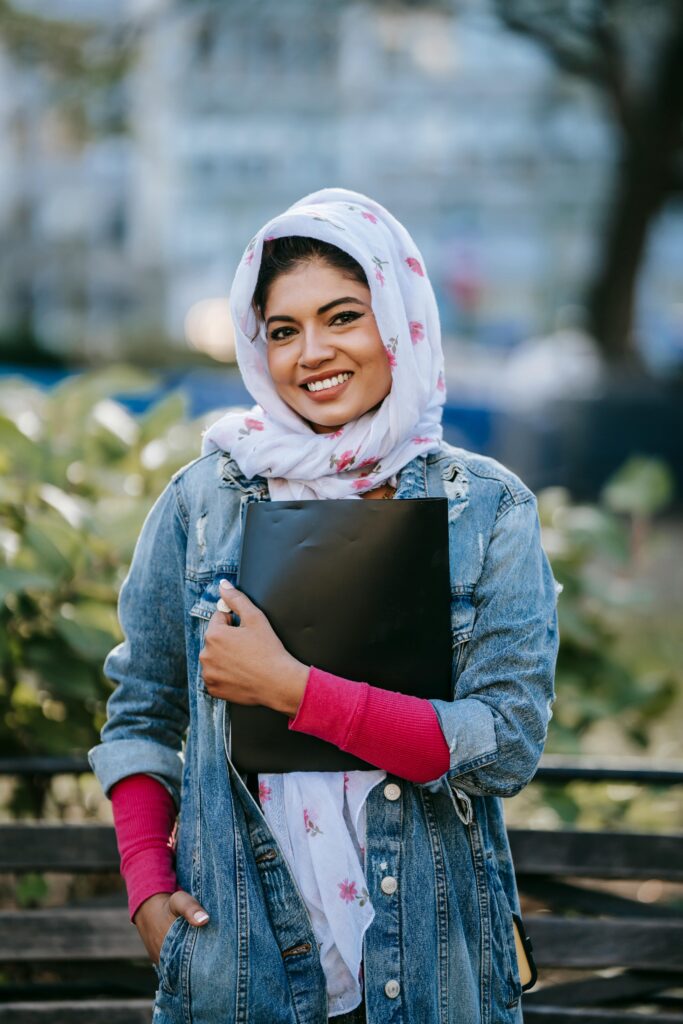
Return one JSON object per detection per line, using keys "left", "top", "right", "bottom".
{"left": 436, "top": 370, "right": 446, "bottom": 392}
{"left": 245, "top": 251, "right": 254, "bottom": 265}
{"left": 372, "top": 255, "right": 388, "bottom": 288}
{"left": 331, "top": 449, "right": 355, "bottom": 473}
{"left": 258, "top": 781, "right": 272, "bottom": 803}
{"left": 409, "top": 321, "right": 425, "bottom": 343}
{"left": 238, "top": 416, "right": 264, "bottom": 439}
{"left": 343, "top": 771, "right": 349, "bottom": 791}
{"left": 412, "top": 436, "right": 433, "bottom": 444}
{"left": 338, "top": 879, "right": 358, "bottom": 903}
{"left": 405, "top": 257, "right": 424, "bottom": 277}
{"left": 384, "top": 345, "right": 397, "bottom": 368}
{"left": 303, "top": 808, "right": 323, "bottom": 836}
{"left": 352, "top": 478, "right": 374, "bottom": 491}
{"left": 324, "top": 428, "right": 344, "bottom": 439}
{"left": 362, "top": 211, "right": 378, "bottom": 223}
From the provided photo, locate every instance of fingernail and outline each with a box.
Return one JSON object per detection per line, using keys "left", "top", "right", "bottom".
{"left": 194, "top": 910, "right": 209, "bottom": 923}
{"left": 219, "top": 579, "right": 235, "bottom": 590}
{"left": 216, "top": 598, "right": 231, "bottom": 613}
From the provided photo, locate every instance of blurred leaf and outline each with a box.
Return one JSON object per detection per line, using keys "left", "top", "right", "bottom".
{"left": 55, "top": 609, "right": 118, "bottom": 662}
{"left": 16, "top": 873, "right": 48, "bottom": 909}
{"left": 138, "top": 391, "right": 186, "bottom": 444}
{"left": 0, "top": 569, "right": 55, "bottom": 602}
{"left": 602, "top": 457, "right": 675, "bottom": 518}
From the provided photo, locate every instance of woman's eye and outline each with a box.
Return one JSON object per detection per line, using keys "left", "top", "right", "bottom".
{"left": 269, "top": 327, "right": 295, "bottom": 342}
{"left": 331, "top": 311, "right": 362, "bottom": 326}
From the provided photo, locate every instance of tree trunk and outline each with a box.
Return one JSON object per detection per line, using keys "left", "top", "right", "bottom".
{"left": 587, "top": 21, "right": 683, "bottom": 366}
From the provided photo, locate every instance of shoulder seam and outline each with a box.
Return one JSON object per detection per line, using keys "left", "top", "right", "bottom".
{"left": 171, "top": 476, "right": 190, "bottom": 533}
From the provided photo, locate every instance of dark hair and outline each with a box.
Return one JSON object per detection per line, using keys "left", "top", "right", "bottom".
{"left": 251, "top": 236, "right": 368, "bottom": 325}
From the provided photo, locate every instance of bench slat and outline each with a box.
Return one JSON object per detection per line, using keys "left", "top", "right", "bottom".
{"left": 5, "top": 824, "right": 683, "bottom": 881}
{"left": 0, "top": 910, "right": 145, "bottom": 961}
{"left": 0, "top": 1000, "right": 154, "bottom": 1023}
{"left": 510, "top": 829, "right": 683, "bottom": 880}
{"left": 528, "top": 915, "right": 683, "bottom": 971}
{"left": 524, "top": 1005, "right": 683, "bottom": 1023}
{"left": 0, "top": 825, "right": 119, "bottom": 872}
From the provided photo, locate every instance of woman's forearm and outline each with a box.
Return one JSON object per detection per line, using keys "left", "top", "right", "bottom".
{"left": 288, "top": 666, "right": 451, "bottom": 784}
{"left": 110, "top": 774, "right": 178, "bottom": 921}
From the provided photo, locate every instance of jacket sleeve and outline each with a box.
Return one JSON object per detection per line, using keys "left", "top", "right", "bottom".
{"left": 425, "top": 494, "right": 559, "bottom": 798}
{"left": 88, "top": 478, "right": 190, "bottom": 808}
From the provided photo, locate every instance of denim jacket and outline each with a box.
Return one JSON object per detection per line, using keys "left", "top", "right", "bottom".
{"left": 89, "top": 440, "right": 559, "bottom": 1024}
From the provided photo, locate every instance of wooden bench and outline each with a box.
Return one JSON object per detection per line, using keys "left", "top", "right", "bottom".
{"left": 0, "top": 756, "right": 681, "bottom": 1022}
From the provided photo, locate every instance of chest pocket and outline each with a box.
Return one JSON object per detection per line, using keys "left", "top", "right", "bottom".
{"left": 450, "top": 586, "right": 475, "bottom": 684}
{"left": 189, "top": 572, "right": 238, "bottom": 695}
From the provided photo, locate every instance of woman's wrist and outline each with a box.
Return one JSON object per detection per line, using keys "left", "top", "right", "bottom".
{"left": 268, "top": 656, "right": 310, "bottom": 717}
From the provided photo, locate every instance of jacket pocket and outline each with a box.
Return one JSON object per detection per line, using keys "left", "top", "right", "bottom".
{"left": 190, "top": 573, "right": 238, "bottom": 696}
{"left": 486, "top": 853, "right": 523, "bottom": 1011}
{"left": 157, "top": 914, "right": 190, "bottom": 996}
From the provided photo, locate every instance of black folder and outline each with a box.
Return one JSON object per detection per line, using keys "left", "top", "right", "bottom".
{"left": 229, "top": 498, "right": 452, "bottom": 773}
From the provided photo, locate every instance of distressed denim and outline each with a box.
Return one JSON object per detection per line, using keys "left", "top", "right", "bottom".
{"left": 89, "top": 441, "right": 559, "bottom": 1024}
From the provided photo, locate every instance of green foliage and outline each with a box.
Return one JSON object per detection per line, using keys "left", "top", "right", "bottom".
{"left": 1, "top": 368, "right": 679, "bottom": 827}
{"left": 538, "top": 458, "right": 679, "bottom": 755}
{"left": 0, "top": 368, "right": 208, "bottom": 763}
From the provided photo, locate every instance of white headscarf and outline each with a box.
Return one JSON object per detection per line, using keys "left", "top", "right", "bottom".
{"left": 201, "top": 187, "right": 446, "bottom": 498}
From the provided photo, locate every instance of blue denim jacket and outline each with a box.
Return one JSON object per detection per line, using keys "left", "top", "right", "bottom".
{"left": 89, "top": 441, "right": 559, "bottom": 1024}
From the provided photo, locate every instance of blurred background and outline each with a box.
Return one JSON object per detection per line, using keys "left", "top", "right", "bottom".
{"left": 0, "top": 0, "right": 682, "bottom": 827}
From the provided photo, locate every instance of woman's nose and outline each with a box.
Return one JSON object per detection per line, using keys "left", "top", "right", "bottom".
{"left": 299, "top": 326, "right": 336, "bottom": 365}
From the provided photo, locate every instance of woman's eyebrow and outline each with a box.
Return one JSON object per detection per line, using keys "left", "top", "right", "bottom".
{"left": 265, "top": 296, "right": 367, "bottom": 328}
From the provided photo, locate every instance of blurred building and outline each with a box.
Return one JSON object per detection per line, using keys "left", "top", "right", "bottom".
{"left": 0, "top": 0, "right": 681, "bottom": 366}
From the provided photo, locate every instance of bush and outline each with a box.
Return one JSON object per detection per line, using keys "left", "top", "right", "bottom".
{"left": 1, "top": 367, "right": 678, "bottom": 776}
{"left": 0, "top": 367, "right": 208, "bottom": 762}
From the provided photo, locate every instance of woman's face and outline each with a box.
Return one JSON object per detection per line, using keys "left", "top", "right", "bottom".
{"left": 263, "top": 260, "right": 392, "bottom": 434}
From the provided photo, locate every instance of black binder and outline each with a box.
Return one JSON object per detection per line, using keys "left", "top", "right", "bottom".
{"left": 229, "top": 497, "right": 452, "bottom": 773}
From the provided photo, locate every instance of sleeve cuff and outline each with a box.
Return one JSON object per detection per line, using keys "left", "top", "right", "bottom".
{"left": 88, "top": 738, "right": 184, "bottom": 809}
{"left": 428, "top": 697, "right": 498, "bottom": 779}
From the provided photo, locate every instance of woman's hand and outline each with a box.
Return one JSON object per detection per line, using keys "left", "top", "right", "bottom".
{"left": 134, "top": 890, "right": 209, "bottom": 966}
{"left": 199, "top": 580, "right": 309, "bottom": 717}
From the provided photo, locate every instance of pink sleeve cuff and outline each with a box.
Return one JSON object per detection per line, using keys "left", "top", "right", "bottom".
{"left": 288, "top": 666, "right": 450, "bottom": 784}
{"left": 110, "top": 774, "right": 179, "bottom": 922}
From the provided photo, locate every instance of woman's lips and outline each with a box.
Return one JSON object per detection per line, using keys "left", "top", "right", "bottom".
{"left": 301, "top": 374, "right": 353, "bottom": 402}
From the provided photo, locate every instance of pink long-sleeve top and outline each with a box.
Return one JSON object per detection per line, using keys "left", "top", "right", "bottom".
{"left": 111, "top": 665, "right": 450, "bottom": 920}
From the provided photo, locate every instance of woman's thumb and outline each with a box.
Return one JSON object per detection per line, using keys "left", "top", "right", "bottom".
{"left": 169, "top": 889, "right": 209, "bottom": 926}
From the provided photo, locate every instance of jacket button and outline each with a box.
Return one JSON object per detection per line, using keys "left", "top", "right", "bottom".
{"left": 384, "top": 979, "right": 400, "bottom": 998}
{"left": 383, "top": 783, "right": 401, "bottom": 801}
{"left": 380, "top": 875, "right": 398, "bottom": 895}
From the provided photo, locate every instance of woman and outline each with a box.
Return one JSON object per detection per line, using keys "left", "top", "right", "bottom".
{"left": 89, "top": 187, "right": 559, "bottom": 1024}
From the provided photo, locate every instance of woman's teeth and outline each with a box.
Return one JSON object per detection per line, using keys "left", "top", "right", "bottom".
{"left": 305, "top": 372, "right": 353, "bottom": 392}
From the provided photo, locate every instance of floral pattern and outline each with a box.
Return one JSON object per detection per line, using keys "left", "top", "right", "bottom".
{"left": 330, "top": 449, "right": 356, "bottom": 473}
{"left": 238, "top": 416, "right": 264, "bottom": 438}
{"left": 409, "top": 321, "right": 425, "bottom": 343}
{"left": 384, "top": 335, "right": 399, "bottom": 369}
{"left": 338, "top": 879, "right": 370, "bottom": 907}
{"left": 244, "top": 236, "right": 258, "bottom": 265}
{"left": 372, "top": 255, "right": 389, "bottom": 287}
{"left": 405, "top": 256, "right": 424, "bottom": 276}
{"left": 352, "top": 477, "right": 374, "bottom": 492}
{"left": 303, "top": 808, "right": 324, "bottom": 837}
{"left": 258, "top": 781, "right": 272, "bottom": 804}
{"left": 436, "top": 370, "right": 446, "bottom": 392}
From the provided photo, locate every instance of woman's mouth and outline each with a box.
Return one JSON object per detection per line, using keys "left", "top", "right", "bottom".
{"left": 300, "top": 371, "right": 354, "bottom": 402}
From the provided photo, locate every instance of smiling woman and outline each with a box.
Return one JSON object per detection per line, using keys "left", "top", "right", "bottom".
{"left": 261, "top": 255, "right": 393, "bottom": 436}
{"left": 90, "top": 187, "right": 558, "bottom": 1024}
